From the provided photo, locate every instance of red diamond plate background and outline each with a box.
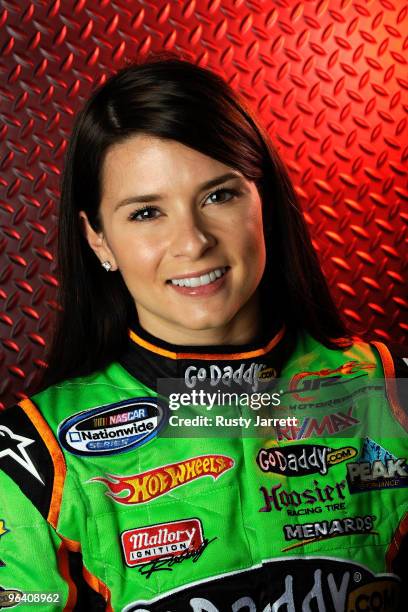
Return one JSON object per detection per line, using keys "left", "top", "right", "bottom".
{"left": 0, "top": 0, "right": 407, "bottom": 408}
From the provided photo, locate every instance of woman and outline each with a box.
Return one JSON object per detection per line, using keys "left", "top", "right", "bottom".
{"left": 0, "top": 58, "right": 406, "bottom": 611}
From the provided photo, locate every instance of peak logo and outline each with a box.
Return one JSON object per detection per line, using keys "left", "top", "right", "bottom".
{"left": 347, "top": 437, "right": 408, "bottom": 494}
{"left": 90, "top": 454, "right": 234, "bottom": 505}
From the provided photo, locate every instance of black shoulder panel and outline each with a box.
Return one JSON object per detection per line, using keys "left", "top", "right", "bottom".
{"left": 388, "top": 343, "right": 408, "bottom": 416}
{"left": 388, "top": 343, "right": 408, "bottom": 378}
{"left": 0, "top": 404, "right": 54, "bottom": 519}
{"left": 68, "top": 551, "right": 108, "bottom": 611}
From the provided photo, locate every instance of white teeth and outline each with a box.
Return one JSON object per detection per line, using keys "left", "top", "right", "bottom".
{"left": 170, "top": 267, "right": 227, "bottom": 287}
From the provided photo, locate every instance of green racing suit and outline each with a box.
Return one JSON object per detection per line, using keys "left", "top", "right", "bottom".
{"left": 0, "top": 323, "right": 407, "bottom": 611}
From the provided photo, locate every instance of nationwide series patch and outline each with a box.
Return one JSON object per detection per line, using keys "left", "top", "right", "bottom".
{"left": 90, "top": 454, "right": 234, "bottom": 504}
{"left": 256, "top": 444, "right": 357, "bottom": 476}
{"left": 58, "top": 398, "right": 167, "bottom": 456}
{"left": 347, "top": 437, "right": 408, "bottom": 494}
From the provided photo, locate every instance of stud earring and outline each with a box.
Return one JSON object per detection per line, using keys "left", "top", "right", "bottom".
{"left": 101, "top": 261, "right": 112, "bottom": 272}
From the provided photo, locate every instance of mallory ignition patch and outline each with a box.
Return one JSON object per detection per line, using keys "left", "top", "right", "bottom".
{"left": 90, "top": 454, "right": 234, "bottom": 504}
{"left": 121, "top": 518, "right": 204, "bottom": 567}
{"left": 58, "top": 398, "right": 167, "bottom": 456}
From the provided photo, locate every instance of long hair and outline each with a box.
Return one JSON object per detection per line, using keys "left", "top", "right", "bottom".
{"left": 40, "top": 57, "right": 349, "bottom": 389}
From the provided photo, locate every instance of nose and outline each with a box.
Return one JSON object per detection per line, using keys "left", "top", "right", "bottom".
{"left": 168, "top": 210, "right": 216, "bottom": 259}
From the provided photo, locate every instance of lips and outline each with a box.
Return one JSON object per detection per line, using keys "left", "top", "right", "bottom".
{"left": 168, "top": 267, "right": 228, "bottom": 288}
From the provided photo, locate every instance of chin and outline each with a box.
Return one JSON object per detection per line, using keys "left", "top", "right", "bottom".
{"left": 176, "top": 312, "right": 230, "bottom": 333}
{"left": 180, "top": 318, "right": 226, "bottom": 332}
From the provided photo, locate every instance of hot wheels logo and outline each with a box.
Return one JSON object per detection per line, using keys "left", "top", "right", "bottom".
{"left": 90, "top": 454, "right": 234, "bottom": 504}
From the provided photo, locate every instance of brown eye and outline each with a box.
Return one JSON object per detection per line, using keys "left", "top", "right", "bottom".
{"left": 204, "top": 188, "right": 240, "bottom": 206}
{"left": 129, "top": 206, "right": 161, "bottom": 221}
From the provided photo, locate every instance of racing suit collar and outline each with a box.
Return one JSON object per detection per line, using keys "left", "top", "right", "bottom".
{"left": 119, "top": 319, "right": 294, "bottom": 393}
{"left": 127, "top": 319, "right": 287, "bottom": 360}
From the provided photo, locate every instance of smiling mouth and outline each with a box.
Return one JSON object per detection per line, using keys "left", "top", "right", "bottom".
{"left": 167, "top": 267, "right": 228, "bottom": 288}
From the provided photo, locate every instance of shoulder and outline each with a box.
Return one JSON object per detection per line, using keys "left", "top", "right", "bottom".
{"left": 294, "top": 331, "right": 407, "bottom": 377}
{"left": 0, "top": 400, "right": 63, "bottom": 525}
{"left": 369, "top": 339, "right": 408, "bottom": 378}
{"left": 290, "top": 331, "right": 382, "bottom": 373}
{"left": 0, "top": 361, "right": 124, "bottom": 525}
{"left": 369, "top": 339, "right": 408, "bottom": 431}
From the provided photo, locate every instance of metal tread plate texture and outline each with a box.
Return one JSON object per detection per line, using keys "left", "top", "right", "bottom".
{"left": 0, "top": 0, "right": 407, "bottom": 408}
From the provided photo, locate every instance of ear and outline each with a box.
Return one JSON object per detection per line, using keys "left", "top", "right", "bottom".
{"left": 79, "top": 211, "right": 119, "bottom": 271}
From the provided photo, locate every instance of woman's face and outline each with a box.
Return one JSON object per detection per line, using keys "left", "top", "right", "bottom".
{"left": 82, "top": 135, "right": 266, "bottom": 345}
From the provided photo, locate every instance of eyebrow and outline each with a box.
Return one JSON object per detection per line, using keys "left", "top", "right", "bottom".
{"left": 113, "top": 171, "right": 242, "bottom": 211}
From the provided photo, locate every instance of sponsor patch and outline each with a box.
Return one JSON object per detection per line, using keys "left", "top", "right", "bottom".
{"left": 288, "top": 361, "right": 375, "bottom": 402}
{"left": 58, "top": 398, "right": 167, "bottom": 456}
{"left": 90, "top": 454, "right": 234, "bottom": 504}
{"left": 347, "top": 437, "right": 408, "bottom": 493}
{"left": 282, "top": 515, "right": 377, "bottom": 551}
{"left": 276, "top": 407, "right": 359, "bottom": 440}
{"left": 184, "top": 362, "right": 273, "bottom": 392}
{"left": 0, "top": 586, "right": 22, "bottom": 608}
{"left": 256, "top": 444, "right": 357, "bottom": 476}
{"left": 0, "top": 521, "right": 9, "bottom": 567}
{"left": 138, "top": 538, "right": 216, "bottom": 580}
{"left": 122, "top": 518, "right": 204, "bottom": 568}
{"left": 260, "top": 479, "right": 347, "bottom": 515}
{"left": 0, "top": 522, "right": 8, "bottom": 540}
{"left": 0, "top": 426, "right": 43, "bottom": 484}
{"left": 122, "top": 557, "right": 400, "bottom": 611}
{"left": 257, "top": 366, "right": 276, "bottom": 382}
